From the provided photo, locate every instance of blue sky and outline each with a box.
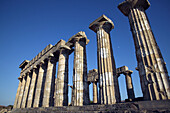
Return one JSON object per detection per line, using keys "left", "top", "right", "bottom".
{"left": 0, "top": 0, "right": 170, "bottom": 106}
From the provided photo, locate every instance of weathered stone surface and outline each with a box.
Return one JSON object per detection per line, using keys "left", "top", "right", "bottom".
{"left": 118, "top": 0, "right": 170, "bottom": 100}
{"left": 70, "top": 31, "right": 90, "bottom": 106}
{"left": 27, "top": 67, "right": 38, "bottom": 108}
{"left": 17, "top": 76, "right": 26, "bottom": 108}
{"left": 33, "top": 61, "right": 46, "bottom": 107}
{"left": 55, "top": 40, "right": 70, "bottom": 106}
{"left": 89, "top": 15, "right": 120, "bottom": 104}
{"left": 21, "top": 72, "right": 31, "bottom": 108}
{"left": 13, "top": 78, "right": 22, "bottom": 108}
{"left": 42, "top": 56, "right": 56, "bottom": 107}
{"left": 11, "top": 100, "right": 170, "bottom": 113}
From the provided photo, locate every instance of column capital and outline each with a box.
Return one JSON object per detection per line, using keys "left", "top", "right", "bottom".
{"left": 118, "top": 0, "right": 150, "bottom": 16}
{"left": 68, "top": 31, "right": 89, "bottom": 45}
{"left": 89, "top": 14, "right": 114, "bottom": 33}
{"left": 123, "top": 70, "right": 133, "bottom": 75}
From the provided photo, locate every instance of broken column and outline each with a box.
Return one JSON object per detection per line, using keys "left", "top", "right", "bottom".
{"left": 70, "top": 31, "right": 90, "bottom": 106}
{"left": 123, "top": 70, "right": 135, "bottom": 100}
{"left": 87, "top": 69, "right": 98, "bottom": 104}
{"left": 93, "top": 81, "right": 98, "bottom": 103}
{"left": 55, "top": 40, "right": 70, "bottom": 106}
{"left": 89, "top": 15, "right": 120, "bottom": 104}
{"left": 42, "top": 54, "right": 56, "bottom": 107}
{"left": 118, "top": 0, "right": 170, "bottom": 100}
{"left": 27, "top": 66, "right": 37, "bottom": 108}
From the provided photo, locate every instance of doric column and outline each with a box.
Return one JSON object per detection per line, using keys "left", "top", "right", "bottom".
{"left": 33, "top": 61, "right": 46, "bottom": 107}
{"left": 42, "top": 54, "right": 56, "bottom": 107}
{"left": 123, "top": 70, "right": 135, "bottom": 101}
{"left": 27, "top": 66, "right": 37, "bottom": 108}
{"left": 21, "top": 72, "right": 31, "bottom": 108}
{"left": 93, "top": 81, "right": 98, "bottom": 103}
{"left": 13, "top": 77, "right": 22, "bottom": 108}
{"left": 55, "top": 41, "right": 70, "bottom": 106}
{"left": 118, "top": 0, "right": 170, "bottom": 100}
{"left": 71, "top": 31, "right": 90, "bottom": 106}
{"left": 17, "top": 75, "right": 26, "bottom": 108}
{"left": 89, "top": 15, "right": 120, "bottom": 104}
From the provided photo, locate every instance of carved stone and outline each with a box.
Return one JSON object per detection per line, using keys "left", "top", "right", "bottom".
{"left": 118, "top": 0, "right": 170, "bottom": 100}
{"left": 55, "top": 40, "right": 70, "bottom": 106}
{"left": 69, "top": 31, "right": 90, "bottom": 106}
{"left": 89, "top": 15, "right": 120, "bottom": 104}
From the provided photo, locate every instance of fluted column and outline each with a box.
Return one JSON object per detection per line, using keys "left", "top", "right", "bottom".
{"left": 93, "top": 81, "right": 98, "bottom": 103}
{"left": 123, "top": 70, "right": 135, "bottom": 100}
{"left": 42, "top": 54, "right": 56, "bottom": 107}
{"left": 13, "top": 77, "right": 22, "bottom": 108}
{"left": 71, "top": 31, "right": 90, "bottom": 106}
{"left": 55, "top": 43, "right": 70, "bottom": 106}
{"left": 17, "top": 76, "right": 26, "bottom": 108}
{"left": 89, "top": 15, "right": 120, "bottom": 104}
{"left": 27, "top": 66, "right": 37, "bottom": 108}
{"left": 33, "top": 61, "right": 45, "bottom": 107}
{"left": 21, "top": 72, "right": 31, "bottom": 108}
{"left": 118, "top": 0, "right": 170, "bottom": 100}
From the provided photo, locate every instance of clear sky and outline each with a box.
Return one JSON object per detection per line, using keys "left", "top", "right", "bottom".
{"left": 0, "top": 0, "right": 170, "bottom": 106}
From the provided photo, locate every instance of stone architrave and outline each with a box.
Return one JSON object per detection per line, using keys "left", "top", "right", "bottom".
{"left": 42, "top": 54, "right": 56, "bottom": 107}
{"left": 13, "top": 77, "right": 22, "bottom": 108}
{"left": 21, "top": 72, "right": 31, "bottom": 108}
{"left": 55, "top": 41, "right": 70, "bottom": 106}
{"left": 33, "top": 61, "right": 45, "bottom": 107}
{"left": 118, "top": 0, "right": 170, "bottom": 100}
{"left": 89, "top": 15, "right": 120, "bottom": 104}
{"left": 17, "top": 76, "right": 26, "bottom": 108}
{"left": 27, "top": 66, "right": 37, "bottom": 108}
{"left": 70, "top": 31, "right": 90, "bottom": 106}
{"left": 123, "top": 70, "right": 135, "bottom": 100}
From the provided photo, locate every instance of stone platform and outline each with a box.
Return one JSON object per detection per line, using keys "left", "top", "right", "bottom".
{"left": 11, "top": 100, "right": 170, "bottom": 113}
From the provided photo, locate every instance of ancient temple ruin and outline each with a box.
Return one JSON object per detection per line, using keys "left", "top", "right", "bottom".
{"left": 13, "top": 0, "right": 170, "bottom": 110}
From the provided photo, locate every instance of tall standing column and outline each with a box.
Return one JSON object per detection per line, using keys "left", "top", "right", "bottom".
{"left": 89, "top": 15, "right": 120, "bottom": 104}
{"left": 27, "top": 66, "right": 37, "bottom": 108}
{"left": 71, "top": 31, "right": 90, "bottom": 106}
{"left": 123, "top": 70, "right": 135, "bottom": 100}
{"left": 13, "top": 77, "right": 22, "bottom": 108}
{"left": 118, "top": 0, "right": 170, "bottom": 100}
{"left": 55, "top": 41, "right": 70, "bottom": 106}
{"left": 43, "top": 54, "right": 56, "bottom": 107}
{"left": 93, "top": 81, "right": 98, "bottom": 103}
{"left": 17, "top": 75, "right": 26, "bottom": 108}
{"left": 33, "top": 61, "right": 45, "bottom": 107}
{"left": 21, "top": 72, "right": 31, "bottom": 108}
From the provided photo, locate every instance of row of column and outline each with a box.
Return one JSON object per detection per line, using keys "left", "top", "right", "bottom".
{"left": 118, "top": 0, "right": 170, "bottom": 100}
{"left": 13, "top": 36, "right": 90, "bottom": 108}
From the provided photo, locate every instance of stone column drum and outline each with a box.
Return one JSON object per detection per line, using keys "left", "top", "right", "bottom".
{"left": 33, "top": 61, "right": 45, "bottom": 107}
{"left": 123, "top": 70, "right": 135, "bottom": 100}
{"left": 42, "top": 55, "right": 56, "bottom": 107}
{"left": 118, "top": 0, "right": 170, "bottom": 100}
{"left": 89, "top": 15, "right": 120, "bottom": 104}
{"left": 17, "top": 76, "right": 26, "bottom": 108}
{"left": 93, "top": 81, "right": 98, "bottom": 103}
{"left": 13, "top": 77, "right": 22, "bottom": 108}
{"left": 21, "top": 72, "right": 31, "bottom": 108}
{"left": 27, "top": 66, "right": 38, "bottom": 108}
{"left": 71, "top": 31, "right": 90, "bottom": 106}
{"left": 55, "top": 41, "right": 70, "bottom": 106}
